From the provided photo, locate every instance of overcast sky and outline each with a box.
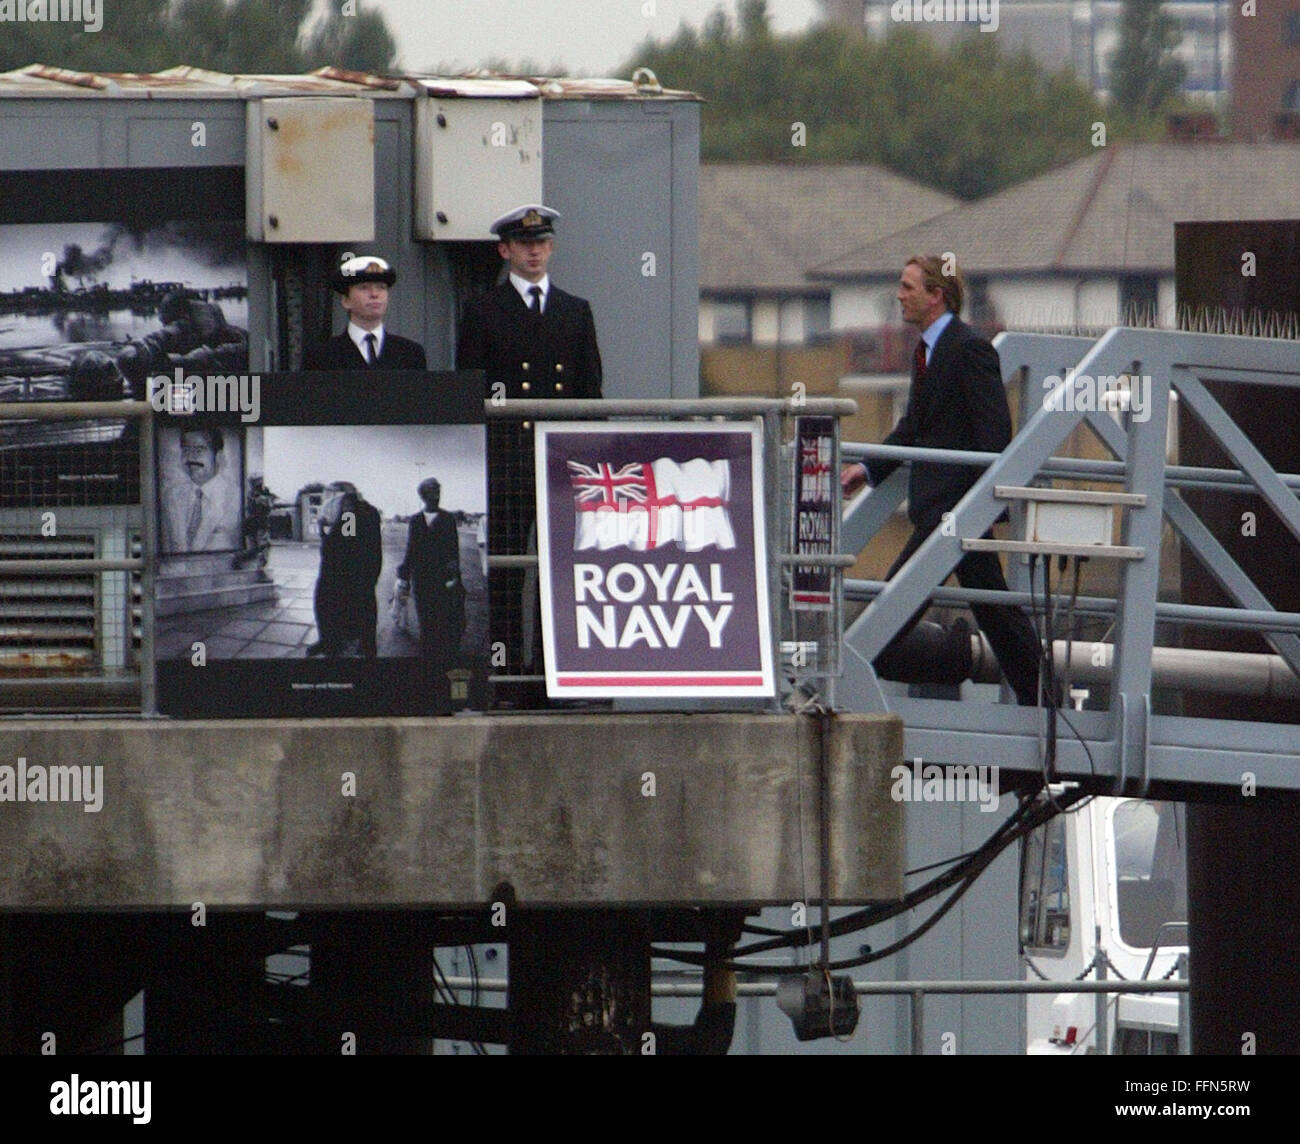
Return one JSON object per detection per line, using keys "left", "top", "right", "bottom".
{"left": 371, "top": 0, "right": 821, "bottom": 75}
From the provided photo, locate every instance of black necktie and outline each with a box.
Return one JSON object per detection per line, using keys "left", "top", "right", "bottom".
{"left": 913, "top": 339, "right": 928, "bottom": 382}
{"left": 529, "top": 286, "right": 542, "bottom": 313}
{"left": 364, "top": 333, "right": 378, "bottom": 365}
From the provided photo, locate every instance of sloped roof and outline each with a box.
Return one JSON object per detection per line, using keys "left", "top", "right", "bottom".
{"left": 810, "top": 143, "right": 1300, "bottom": 279}
{"left": 700, "top": 162, "right": 957, "bottom": 293}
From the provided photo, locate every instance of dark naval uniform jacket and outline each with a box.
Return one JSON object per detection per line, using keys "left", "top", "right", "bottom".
{"left": 455, "top": 281, "right": 602, "bottom": 400}
{"left": 456, "top": 279, "right": 602, "bottom": 678}
{"left": 304, "top": 331, "right": 427, "bottom": 371}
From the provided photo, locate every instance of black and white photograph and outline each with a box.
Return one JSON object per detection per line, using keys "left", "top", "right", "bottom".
{"left": 154, "top": 372, "right": 489, "bottom": 717}
{"left": 158, "top": 424, "right": 245, "bottom": 555}
{"left": 0, "top": 218, "right": 248, "bottom": 506}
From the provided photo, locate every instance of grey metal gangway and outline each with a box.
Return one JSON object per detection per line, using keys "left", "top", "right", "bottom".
{"left": 838, "top": 327, "right": 1300, "bottom": 793}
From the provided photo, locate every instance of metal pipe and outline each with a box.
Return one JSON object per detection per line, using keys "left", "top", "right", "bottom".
{"left": 485, "top": 397, "right": 858, "bottom": 419}
{"left": 847, "top": 578, "right": 1300, "bottom": 636}
{"left": 436, "top": 976, "right": 1187, "bottom": 996}
{"left": 965, "top": 636, "right": 1300, "bottom": 699}
{"left": 0, "top": 559, "right": 143, "bottom": 574}
{"left": 0, "top": 401, "right": 151, "bottom": 420}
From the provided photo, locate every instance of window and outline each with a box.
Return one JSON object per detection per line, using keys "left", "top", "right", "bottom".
{"left": 1120, "top": 274, "right": 1159, "bottom": 326}
{"left": 804, "top": 296, "right": 832, "bottom": 343}
{"left": 1020, "top": 813, "right": 1070, "bottom": 952}
{"left": 1112, "top": 800, "right": 1187, "bottom": 950}
{"left": 712, "top": 298, "right": 751, "bottom": 344}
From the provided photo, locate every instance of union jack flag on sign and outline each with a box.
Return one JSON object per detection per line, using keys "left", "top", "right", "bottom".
{"left": 536, "top": 421, "right": 774, "bottom": 699}
{"left": 567, "top": 457, "right": 734, "bottom": 551}
{"left": 568, "top": 461, "right": 649, "bottom": 507}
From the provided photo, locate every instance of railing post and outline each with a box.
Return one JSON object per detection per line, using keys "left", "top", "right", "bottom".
{"left": 1095, "top": 930, "right": 1109, "bottom": 1055}
{"left": 1177, "top": 952, "right": 1191, "bottom": 1055}
{"left": 910, "top": 988, "right": 925, "bottom": 1055}
{"left": 763, "top": 407, "right": 785, "bottom": 714}
{"left": 138, "top": 405, "right": 158, "bottom": 717}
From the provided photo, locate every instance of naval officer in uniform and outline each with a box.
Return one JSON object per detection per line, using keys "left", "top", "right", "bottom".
{"left": 456, "top": 204, "right": 603, "bottom": 702}
{"left": 305, "top": 254, "right": 427, "bottom": 370}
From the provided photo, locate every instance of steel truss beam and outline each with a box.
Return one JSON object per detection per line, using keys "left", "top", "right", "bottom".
{"left": 839, "top": 328, "right": 1300, "bottom": 792}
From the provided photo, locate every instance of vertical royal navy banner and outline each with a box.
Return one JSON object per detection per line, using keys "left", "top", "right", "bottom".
{"left": 536, "top": 421, "right": 775, "bottom": 699}
{"left": 792, "top": 416, "right": 835, "bottom": 611}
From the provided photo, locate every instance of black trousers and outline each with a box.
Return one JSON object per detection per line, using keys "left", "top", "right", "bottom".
{"left": 875, "top": 523, "right": 1044, "bottom": 705}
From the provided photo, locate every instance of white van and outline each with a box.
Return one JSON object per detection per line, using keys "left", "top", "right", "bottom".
{"left": 1020, "top": 795, "right": 1188, "bottom": 1054}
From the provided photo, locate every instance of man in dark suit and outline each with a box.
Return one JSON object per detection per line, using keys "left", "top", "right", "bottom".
{"left": 396, "top": 477, "right": 465, "bottom": 667}
{"left": 307, "top": 481, "right": 383, "bottom": 658}
{"left": 304, "top": 255, "right": 427, "bottom": 370}
{"left": 456, "top": 204, "right": 602, "bottom": 699}
{"left": 842, "top": 254, "right": 1046, "bottom": 705}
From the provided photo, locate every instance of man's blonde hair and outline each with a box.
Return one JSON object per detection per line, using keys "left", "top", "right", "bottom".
{"left": 907, "top": 254, "right": 964, "bottom": 315}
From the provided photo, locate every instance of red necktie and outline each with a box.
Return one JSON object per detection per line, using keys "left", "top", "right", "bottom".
{"left": 913, "top": 339, "right": 928, "bottom": 381}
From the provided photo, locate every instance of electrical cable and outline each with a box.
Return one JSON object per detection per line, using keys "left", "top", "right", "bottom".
{"left": 650, "top": 784, "right": 1088, "bottom": 972}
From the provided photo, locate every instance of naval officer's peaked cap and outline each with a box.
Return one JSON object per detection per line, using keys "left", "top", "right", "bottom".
{"left": 490, "top": 204, "right": 560, "bottom": 241}
{"left": 331, "top": 255, "right": 397, "bottom": 294}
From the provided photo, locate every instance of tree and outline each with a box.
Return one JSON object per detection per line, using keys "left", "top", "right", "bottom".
{"left": 0, "top": 0, "right": 398, "bottom": 75}
{"left": 1107, "top": 0, "right": 1187, "bottom": 117}
{"left": 303, "top": 5, "right": 399, "bottom": 75}
{"left": 622, "top": 16, "right": 1112, "bottom": 201}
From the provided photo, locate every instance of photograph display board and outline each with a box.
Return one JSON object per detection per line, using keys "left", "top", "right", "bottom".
{"left": 0, "top": 198, "right": 247, "bottom": 506}
{"left": 154, "top": 372, "right": 488, "bottom": 717}
{"left": 536, "top": 421, "right": 774, "bottom": 699}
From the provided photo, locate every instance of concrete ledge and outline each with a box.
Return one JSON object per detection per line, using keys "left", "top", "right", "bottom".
{"left": 0, "top": 713, "right": 903, "bottom": 909}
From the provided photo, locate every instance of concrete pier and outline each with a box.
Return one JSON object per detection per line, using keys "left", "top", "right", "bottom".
{"left": 0, "top": 712, "right": 904, "bottom": 909}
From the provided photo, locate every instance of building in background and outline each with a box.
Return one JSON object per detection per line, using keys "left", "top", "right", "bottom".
{"left": 1231, "top": 0, "right": 1300, "bottom": 139}
{"left": 820, "top": 0, "right": 1233, "bottom": 107}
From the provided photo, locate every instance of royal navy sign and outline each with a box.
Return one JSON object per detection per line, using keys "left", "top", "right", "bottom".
{"left": 536, "top": 421, "right": 774, "bottom": 698}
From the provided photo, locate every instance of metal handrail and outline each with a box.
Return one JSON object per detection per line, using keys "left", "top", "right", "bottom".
{"left": 2, "top": 395, "right": 857, "bottom": 713}
{"left": 436, "top": 972, "right": 1189, "bottom": 1054}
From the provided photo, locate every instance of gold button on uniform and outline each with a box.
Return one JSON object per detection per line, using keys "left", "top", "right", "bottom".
{"left": 521, "top": 381, "right": 530, "bottom": 391}
{"left": 521, "top": 361, "right": 530, "bottom": 370}
{"left": 555, "top": 363, "right": 563, "bottom": 372}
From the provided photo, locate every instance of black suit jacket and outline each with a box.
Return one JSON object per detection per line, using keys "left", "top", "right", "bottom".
{"left": 456, "top": 281, "right": 602, "bottom": 399}
{"left": 867, "top": 316, "right": 1011, "bottom": 531}
{"left": 318, "top": 498, "right": 383, "bottom": 590}
{"left": 397, "top": 511, "right": 461, "bottom": 602}
{"left": 304, "top": 331, "right": 427, "bottom": 371}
